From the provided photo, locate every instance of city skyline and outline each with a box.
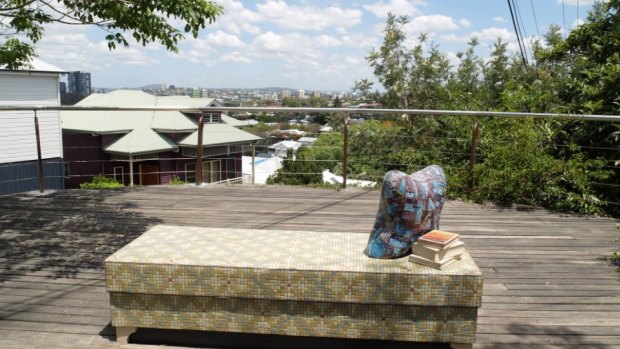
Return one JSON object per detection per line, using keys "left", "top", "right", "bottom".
{"left": 38, "top": 0, "right": 595, "bottom": 91}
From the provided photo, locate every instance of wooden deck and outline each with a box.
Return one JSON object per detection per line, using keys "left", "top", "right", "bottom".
{"left": 0, "top": 185, "right": 619, "bottom": 349}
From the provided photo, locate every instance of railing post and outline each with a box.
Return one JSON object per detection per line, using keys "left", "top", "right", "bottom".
{"left": 129, "top": 155, "right": 134, "bottom": 187}
{"left": 468, "top": 121, "right": 480, "bottom": 192}
{"left": 196, "top": 116, "right": 204, "bottom": 185}
{"left": 251, "top": 143, "right": 256, "bottom": 185}
{"left": 34, "top": 112, "right": 45, "bottom": 193}
{"left": 342, "top": 113, "right": 349, "bottom": 190}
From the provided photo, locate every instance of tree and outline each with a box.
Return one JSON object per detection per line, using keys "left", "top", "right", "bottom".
{"left": 367, "top": 13, "right": 411, "bottom": 108}
{"left": 539, "top": 1, "right": 620, "bottom": 216}
{"left": 352, "top": 78, "right": 374, "bottom": 100}
{"left": 0, "top": 0, "right": 223, "bottom": 69}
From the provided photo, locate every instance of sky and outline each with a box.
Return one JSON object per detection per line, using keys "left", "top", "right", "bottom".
{"left": 31, "top": 0, "right": 597, "bottom": 91}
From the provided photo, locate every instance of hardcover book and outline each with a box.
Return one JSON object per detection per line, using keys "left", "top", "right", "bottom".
{"left": 412, "top": 240, "right": 465, "bottom": 262}
{"left": 417, "top": 230, "right": 460, "bottom": 248}
{"left": 408, "top": 253, "right": 461, "bottom": 269}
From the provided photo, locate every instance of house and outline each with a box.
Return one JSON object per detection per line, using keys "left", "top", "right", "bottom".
{"left": 319, "top": 125, "right": 333, "bottom": 133}
{"left": 61, "top": 90, "right": 261, "bottom": 188}
{"left": 268, "top": 140, "right": 302, "bottom": 158}
{"left": 0, "top": 59, "right": 65, "bottom": 195}
{"left": 297, "top": 137, "right": 317, "bottom": 146}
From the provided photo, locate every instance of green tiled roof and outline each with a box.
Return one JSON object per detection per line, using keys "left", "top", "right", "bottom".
{"left": 178, "top": 123, "right": 261, "bottom": 147}
{"left": 60, "top": 90, "right": 261, "bottom": 155}
{"left": 105, "top": 128, "right": 177, "bottom": 155}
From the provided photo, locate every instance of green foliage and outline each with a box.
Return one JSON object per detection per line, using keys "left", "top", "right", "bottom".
{"left": 80, "top": 175, "right": 124, "bottom": 189}
{"left": 169, "top": 176, "right": 187, "bottom": 186}
{"left": 0, "top": 0, "right": 223, "bottom": 68}
{"left": 340, "top": 5, "right": 620, "bottom": 217}
{"left": 268, "top": 134, "right": 342, "bottom": 186}
{"left": 281, "top": 96, "right": 330, "bottom": 108}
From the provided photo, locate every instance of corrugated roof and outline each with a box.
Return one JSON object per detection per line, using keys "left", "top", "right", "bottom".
{"left": 0, "top": 58, "right": 65, "bottom": 73}
{"left": 178, "top": 123, "right": 261, "bottom": 147}
{"left": 105, "top": 128, "right": 177, "bottom": 155}
{"left": 155, "top": 96, "right": 245, "bottom": 127}
{"left": 156, "top": 96, "right": 217, "bottom": 107}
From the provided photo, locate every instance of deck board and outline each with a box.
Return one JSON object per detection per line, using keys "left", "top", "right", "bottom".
{"left": 1, "top": 185, "right": 619, "bottom": 348}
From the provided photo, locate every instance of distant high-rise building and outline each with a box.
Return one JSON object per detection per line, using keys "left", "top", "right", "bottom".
{"left": 312, "top": 91, "right": 321, "bottom": 98}
{"left": 281, "top": 90, "right": 291, "bottom": 98}
{"left": 67, "top": 71, "right": 91, "bottom": 97}
{"left": 297, "top": 89, "right": 305, "bottom": 99}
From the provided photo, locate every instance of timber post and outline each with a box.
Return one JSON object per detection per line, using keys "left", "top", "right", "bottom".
{"left": 34, "top": 113, "right": 45, "bottom": 193}
{"left": 196, "top": 116, "right": 204, "bottom": 185}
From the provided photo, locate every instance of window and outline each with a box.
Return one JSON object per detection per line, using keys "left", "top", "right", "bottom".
{"left": 113, "top": 166, "right": 124, "bottom": 184}
{"left": 185, "top": 163, "right": 196, "bottom": 182}
{"left": 182, "top": 147, "right": 196, "bottom": 157}
{"left": 226, "top": 158, "right": 239, "bottom": 179}
{"left": 202, "top": 112, "right": 221, "bottom": 123}
{"left": 63, "top": 163, "right": 70, "bottom": 179}
{"left": 202, "top": 160, "right": 221, "bottom": 183}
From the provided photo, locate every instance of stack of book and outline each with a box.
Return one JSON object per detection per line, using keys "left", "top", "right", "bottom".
{"left": 408, "top": 230, "right": 465, "bottom": 269}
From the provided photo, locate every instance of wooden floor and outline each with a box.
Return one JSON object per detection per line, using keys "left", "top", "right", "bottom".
{"left": 0, "top": 185, "right": 619, "bottom": 349}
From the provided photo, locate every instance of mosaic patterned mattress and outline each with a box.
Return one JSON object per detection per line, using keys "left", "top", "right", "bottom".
{"left": 105, "top": 225, "right": 483, "bottom": 307}
{"left": 109, "top": 294, "right": 478, "bottom": 343}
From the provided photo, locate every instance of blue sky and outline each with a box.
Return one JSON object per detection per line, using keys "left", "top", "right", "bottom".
{"left": 35, "top": 0, "right": 596, "bottom": 91}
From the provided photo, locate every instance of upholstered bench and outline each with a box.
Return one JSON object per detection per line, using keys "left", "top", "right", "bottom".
{"left": 105, "top": 225, "right": 483, "bottom": 349}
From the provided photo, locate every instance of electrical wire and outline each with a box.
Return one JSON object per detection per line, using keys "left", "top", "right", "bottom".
{"left": 514, "top": 0, "right": 530, "bottom": 59}
{"left": 562, "top": 0, "right": 567, "bottom": 38}
{"left": 530, "top": 0, "right": 540, "bottom": 37}
{"left": 507, "top": 0, "right": 529, "bottom": 67}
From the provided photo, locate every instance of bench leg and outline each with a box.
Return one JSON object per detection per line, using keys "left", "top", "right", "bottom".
{"left": 116, "top": 326, "right": 136, "bottom": 344}
{"left": 451, "top": 343, "right": 473, "bottom": 349}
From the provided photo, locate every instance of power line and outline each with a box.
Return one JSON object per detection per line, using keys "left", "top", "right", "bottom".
{"left": 562, "top": 0, "right": 567, "bottom": 37}
{"left": 514, "top": 0, "right": 530, "bottom": 59}
{"left": 507, "top": 0, "right": 529, "bottom": 67}
{"left": 529, "top": 0, "right": 540, "bottom": 37}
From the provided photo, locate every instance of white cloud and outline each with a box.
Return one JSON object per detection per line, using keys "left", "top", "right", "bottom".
{"left": 364, "top": 0, "right": 426, "bottom": 18}
{"left": 241, "top": 23, "right": 262, "bottom": 35}
{"left": 34, "top": 24, "right": 158, "bottom": 71}
{"left": 255, "top": 0, "right": 362, "bottom": 31}
{"left": 316, "top": 35, "right": 341, "bottom": 48}
{"left": 405, "top": 15, "right": 459, "bottom": 34}
{"left": 341, "top": 34, "right": 378, "bottom": 48}
{"left": 473, "top": 27, "right": 515, "bottom": 42}
{"left": 219, "top": 52, "right": 252, "bottom": 64}
{"left": 440, "top": 27, "right": 515, "bottom": 44}
{"left": 445, "top": 51, "right": 460, "bottom": 67}
{"left": 205, "top": 30, "right": 245, "bottom": 48}
{"left": 572, "top": 18, "right": 585, "bottom": 28}
{"left": 493, "top": 16, "right": 506, "bottom": 22}
{"left": 177, "top": 50, "right": 205, "bottom": 64}
{"left": 211, "top": 0, "right": 263, "bottom": 34}
{"left": 253, "top": 31, "right": 287, "bottom": 52}
{"left": 460, "top": 18, "right": 472, "bottom": 27}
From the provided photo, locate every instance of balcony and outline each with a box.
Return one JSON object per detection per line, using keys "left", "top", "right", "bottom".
{"left": 1, "top": 184, "right": 619, "bottom": 348}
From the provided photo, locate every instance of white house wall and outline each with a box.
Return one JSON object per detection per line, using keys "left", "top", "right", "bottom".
{"left": 0, "top": 73, "right": 62, "bottom": 163}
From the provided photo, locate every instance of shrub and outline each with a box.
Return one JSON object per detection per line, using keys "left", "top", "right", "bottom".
{"left": 80, "top": 175, "right": 124, "bottom": 189}
{"left": 169, "top": 176, "right": 187, "bottom": 186}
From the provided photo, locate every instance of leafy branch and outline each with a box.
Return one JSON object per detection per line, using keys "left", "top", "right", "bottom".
{"left": 0, "top": 0, "right": 223, "bottom": 69}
